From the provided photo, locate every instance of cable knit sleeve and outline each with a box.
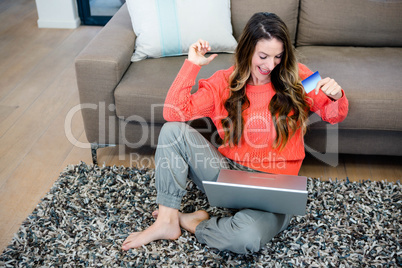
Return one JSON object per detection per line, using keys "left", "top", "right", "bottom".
{"left": 163, "top": 60, "right": 217, "bottom": 122}
{"left": 299, "top": 63, "right": 349, "bottom": 124}
{"left": 307, "top": 89, "right": 349, "bottom": 124}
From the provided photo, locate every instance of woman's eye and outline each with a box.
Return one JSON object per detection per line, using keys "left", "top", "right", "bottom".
{"left": 275, "top": 54, "right": 283, "bottom": 59}
{"left": 260, "top": 56, "right": 267, "bottom": 60}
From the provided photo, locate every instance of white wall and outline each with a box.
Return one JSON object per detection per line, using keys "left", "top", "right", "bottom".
{"left": 35, "top": 0, "right": 81, "bottom": 29}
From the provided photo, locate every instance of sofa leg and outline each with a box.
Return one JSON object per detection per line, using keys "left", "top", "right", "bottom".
{"left": 91, "top": 143, "right": 116, "bottom": 165}
{"left": 91, "top": 144, "right": 99, "bottom": 165}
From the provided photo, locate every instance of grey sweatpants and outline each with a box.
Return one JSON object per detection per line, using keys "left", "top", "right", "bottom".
{"left": 155, "top": 122, "right": 292, "bottom": 254}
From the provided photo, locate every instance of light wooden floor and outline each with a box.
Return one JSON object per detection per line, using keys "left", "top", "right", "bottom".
{"left": 0, "top": 0, "right": 401, "bottom": 254}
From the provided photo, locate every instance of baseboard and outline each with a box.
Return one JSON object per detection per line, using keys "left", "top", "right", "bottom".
{"left": 37, "top": 17, "right": 81, "bottom": 29}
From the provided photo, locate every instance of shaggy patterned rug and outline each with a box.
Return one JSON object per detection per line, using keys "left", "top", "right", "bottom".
{"left": 0, "top": 163, "right": 401, "bottom": 267}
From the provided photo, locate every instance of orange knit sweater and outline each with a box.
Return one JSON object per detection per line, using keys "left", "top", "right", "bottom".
{"left": 164, "top": 60, "right": 349, "bottom": 175}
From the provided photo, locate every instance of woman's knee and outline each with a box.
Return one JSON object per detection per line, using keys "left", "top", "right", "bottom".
{"left": 225, "top": 210, "right": 282, "bottom": 254}
{"left": 219, "top": 211, "right": 265, "bottom": 254}
{"left": 160, "top": 122, "right": 187, "bottom": 136}
{"left": 158, "top": 122, "right": 188, "bottom": 144}
{"left": 230, "top": 228, "right": 264, "bottom": 254}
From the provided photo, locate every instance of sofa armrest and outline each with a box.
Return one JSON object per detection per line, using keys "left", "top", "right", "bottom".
{"left": 75, "top": 4, "right": 135, "bottom": 144}
{"left": 75, "top": 4, "right": 134, "bottom": 96}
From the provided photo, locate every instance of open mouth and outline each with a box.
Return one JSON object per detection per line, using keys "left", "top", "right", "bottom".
{"left": 258, "top": 66, "right": 271, "bottom": 75}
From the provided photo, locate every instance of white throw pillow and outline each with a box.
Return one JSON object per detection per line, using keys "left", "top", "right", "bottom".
{"left": 126, "top": 0, "right": 238, "bottom": 62}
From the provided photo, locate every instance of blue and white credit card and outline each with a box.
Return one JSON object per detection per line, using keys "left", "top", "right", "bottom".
{"left": 302, "top": 71, "right": 321, "bottom": 93}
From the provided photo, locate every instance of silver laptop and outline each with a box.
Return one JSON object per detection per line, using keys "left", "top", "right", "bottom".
{"left": 202, "top": 169, "right": 308, "bottom": 215}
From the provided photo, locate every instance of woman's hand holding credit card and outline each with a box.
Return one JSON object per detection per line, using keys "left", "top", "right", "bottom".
{"left": 302, "top": 71, "right": 343, "bottom": 100}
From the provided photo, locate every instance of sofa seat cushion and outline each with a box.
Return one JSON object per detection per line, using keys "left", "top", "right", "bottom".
{"left": 297, "top": 46, "right": 402, "bottom": 132}
{"left": 114, "top": 54, "right": 235, "bottom": 124}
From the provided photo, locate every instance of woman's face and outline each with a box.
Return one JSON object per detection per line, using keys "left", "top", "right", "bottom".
{"left": 249, "top": 38, "right": 284, "bottom": 86}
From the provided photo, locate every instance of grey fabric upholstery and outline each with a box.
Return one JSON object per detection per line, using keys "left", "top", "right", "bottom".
{"left": 114, "top": 54, "right": 235, "bottom": 123}
{"left": 75, "top": 5, "right": 134, "bottom": 145}
{"left": 297, "top": 0, "right": 402, "bottom": 46}
{"left": 231, "top": 0, "right": 299, "bottom": 43}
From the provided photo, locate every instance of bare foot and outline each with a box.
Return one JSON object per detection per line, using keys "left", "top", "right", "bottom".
{"left": 121, "top": 206, "right": 181, "bottom": 251}
{"left": 152, "top": 209, "right": 210, "bottom": 234}
{"left": 179, "top": 210, "right": 209, "bottom": 234}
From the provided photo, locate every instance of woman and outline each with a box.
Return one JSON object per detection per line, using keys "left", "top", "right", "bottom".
{"left": 122, "top": 12, "right": 348, "bottom": 254}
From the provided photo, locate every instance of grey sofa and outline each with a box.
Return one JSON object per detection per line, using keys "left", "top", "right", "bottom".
{"left": 75, "top": 0, "right": 402, "bottom": 164}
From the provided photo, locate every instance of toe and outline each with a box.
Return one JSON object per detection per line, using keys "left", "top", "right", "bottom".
{"left": 122, "top": 232, "right": 139, "bottom": 246}
{"left": 152, "top": 210, "right": 159, "bottom": 219}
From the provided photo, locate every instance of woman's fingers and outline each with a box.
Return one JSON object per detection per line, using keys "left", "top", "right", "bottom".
{"left": 188, "top": 39, "right": 217, "bottom": 66}
{"left": 195, "top": 39, "right": 211, "bottom": 54}
{"left": 315, "top": 77, "right": 342, "bottom": 100}
{"left": 314, "top": 77, "right": 328, "bottom": 95}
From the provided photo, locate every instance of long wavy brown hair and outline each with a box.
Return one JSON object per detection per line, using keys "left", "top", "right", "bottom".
{"left": 221, "top": 12, "right": 310, "bottom": 150}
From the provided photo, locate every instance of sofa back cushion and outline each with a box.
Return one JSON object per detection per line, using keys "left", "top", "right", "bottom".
{"left": 297, "top": 0, "right": 402, "bottom": 47}
{"left": 231, "top": 0, "right": 299, "bottom": 44}
{"left": 127, "top": 0, "right": 238, "bottom": 62}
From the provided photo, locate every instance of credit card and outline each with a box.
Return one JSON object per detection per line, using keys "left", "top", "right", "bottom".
{"left": 302, "top": 71, "right": 321, "bottom": 93}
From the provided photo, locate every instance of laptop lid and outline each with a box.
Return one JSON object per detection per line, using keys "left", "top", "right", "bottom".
{"left": 202, "top": 169, "right": 308, "bottom": 215}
